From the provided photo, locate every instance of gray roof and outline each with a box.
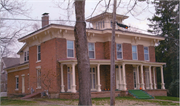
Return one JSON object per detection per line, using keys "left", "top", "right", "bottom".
{"left": 2, "top": 57, "right": 20, "bottom": 68}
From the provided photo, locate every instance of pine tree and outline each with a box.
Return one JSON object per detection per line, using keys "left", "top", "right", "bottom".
{"left": 148, "top": 0, "right": 179, "bottom": 97}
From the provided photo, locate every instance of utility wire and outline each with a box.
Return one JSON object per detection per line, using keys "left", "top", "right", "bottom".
{"left": 1, "top": 17, "right": 178, "bottom": 40}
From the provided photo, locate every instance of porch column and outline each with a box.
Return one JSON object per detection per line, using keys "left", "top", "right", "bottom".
{"left": 149, "top": 66, "right": 153, "bottom": 89}
{"left": 140, "top": 65, "right": 145, "bottom": 90}
{"left": 97, "top": 64, "right": 101, "bottom": 92}
{"left": 118, "top": 65, "right": 122, "bottom": 90}
{"left": 161, "top": 66, "right": 165, "bottom": 89}
{"left": 136, "top": 65, "right": 140, "bottom": 89}
{"left": 153, "top": 67, "right": 157, "bottom": 89}
{"left": 71, "top": 63, "right": 76, "bottom": 93}
{"left": 122, "top": 63, "right": 127, "bottom": 90}
{"left": 61, "top": 64, "right": 65, "bottom": 92}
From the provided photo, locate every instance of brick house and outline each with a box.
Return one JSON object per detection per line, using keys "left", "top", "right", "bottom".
{"left": 1, "top": 57, "right": 19, "bottom": 92}
{"left": 5, "top": 12, "right": 167, "bottom": 98}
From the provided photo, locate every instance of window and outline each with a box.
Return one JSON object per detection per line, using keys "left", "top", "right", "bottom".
{"left": 37, "top": 69, "right": 41, "bottom": 88}
{"left": 132, "top": 45, "right": 137, "bottom": 60}
{"left": 116, "top": 44, "right": 122, "bottom": 59}
{"left": 103, "top": 20, "right": 104, "bottom": 28}
{"left": 24, "top": 52, "right": 26, "bottom": 61}
{"left": 37, "top": 45, "right": 41, "bottom": 61}
{"left": 145, "top": 68, "right": 150, "bottom": 89}
{"left": 133, "top": 67, "right": 137, "bottom": 89}
{"left": 27, "top": 51, "right": 29, "bottom": 61}
{"left": 24, "top": 51, "right": 29, "bottom": 62}
{"left": 67, "top": 40, "right": 74, "bottom": 57}
{"left": 88, "top": 43, "right": 95, "bottom": 59}
{"left": 90, "top": 67, "right": 96, "bottom": 89}
{"left": 16, "top": 77, "right": 19, "bottom": 89}
{"left": 67, "top": 67, "right": 72, "bottom": 90}
{"left": 144, "top": 47, "right": 149, "bottom": 61}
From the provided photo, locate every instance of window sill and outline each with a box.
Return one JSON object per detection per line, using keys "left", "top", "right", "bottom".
{"left": 36, "top": 60, "right": 41, "bottom": 63}
{"left": 15, "top": 89, "right": 19, "bottom": 91}
{"left": 36, "top": 87, "right": 41, "bottom": 89}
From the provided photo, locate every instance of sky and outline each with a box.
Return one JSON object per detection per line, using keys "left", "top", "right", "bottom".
{"left": 4, "top": 0, "right": 156, "bottom": 57}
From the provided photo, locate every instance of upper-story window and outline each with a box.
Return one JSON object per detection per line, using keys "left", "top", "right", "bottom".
{"left": 144, "top": 47, "right": 149, "bottom": 61}
{"left": 24, "top": 51, "right": 29, "bottom": 62}
{"left": 24, "top": 52, "right": 26, "bottom": 61}
{"left": 67, "top": 40, "right": 74, "bottom": 58}
{"left": 96, "top": 21, "right": 104, "bottom": 29}
{"left": 116, "top": 44, "right": 122, "bottom": 59}
{"left": 132, "top": 45, "right": 137, "bottom": 60}
{"left": 88, "top": 43, "right": 95, "bottom": 59}
{"left": 37, "top": 45, "right": 41, "bottom": 61}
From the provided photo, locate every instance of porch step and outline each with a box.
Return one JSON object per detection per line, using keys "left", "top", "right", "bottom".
{"left": 128, "top": 90, "right": 154, "bottom": 99}
{"left": 21, "top": 92, "right": 41, "bottom": 99}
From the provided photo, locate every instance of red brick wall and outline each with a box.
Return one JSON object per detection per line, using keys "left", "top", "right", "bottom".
{"left": 149, "top": 46, "right": 155, "bottom": 62}
{"left": 7, "top": 69, "right": 29, "bottom": 95}
{"left": 95, "top": 42, "right": 105, "bottom": 59}
{"left": 56, "top": 38, "right": 67, "bottom": 60}
{"left": 137, "top": 45, "right": 144, "bottom": 61}
{"left": 104, "top": 41, "right": 111, "bottom": 59}
{"left": 125, "top": 65, "right": 134, "bottom": 90}
{"left": 123, "top": 43, "right": 132, "bottom": 60}
{"left": 29, "top": 38, "right": 59, "bottom": 93}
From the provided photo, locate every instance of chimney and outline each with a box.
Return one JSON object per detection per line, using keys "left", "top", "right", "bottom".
{"left": 42, "top": 13, "right": 49, "bottom": 27}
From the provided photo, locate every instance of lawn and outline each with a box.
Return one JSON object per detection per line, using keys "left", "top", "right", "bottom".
{"left": 155, "top": 96, "right": 179, "bottom": 101}
{"left": 1, "top": 97, "right": 36, "bottom": 105}
{"left": 1, "top": 96, "right": 179, "bottom": 105}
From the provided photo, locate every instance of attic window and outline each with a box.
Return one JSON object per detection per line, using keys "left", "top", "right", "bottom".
{"left": 96, "top": 21, "right": 104, "bottom": 29}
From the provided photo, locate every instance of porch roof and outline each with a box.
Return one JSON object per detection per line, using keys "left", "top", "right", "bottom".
{"left": 58, "top": 59, "right": 166, "bottom": 67}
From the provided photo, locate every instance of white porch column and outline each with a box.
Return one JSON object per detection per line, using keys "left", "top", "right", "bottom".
{"left": 71, "top": 63, "right": 76, "bottom": 93}
{"left": 160, "top": 66, "right": 165, "bottom": 89}
{"left": 61, "top": 64, "right": 65, "bottom": 92}
{"left": 136, "top": 65, "right": 140, "bottom": 89}
{"left": 149, "top": 66, "right": 153, "bottom": 89}
{"left": 118, "top": 65, "right": 122, "bottom": 90}
{"left": 122, "top": 63, "right": 127, "bottom": 90}
{"left": 140, "top": 65, "right": 145, "bottom": 90}
{"left": 153, "top": 67, "right": 157, "bottom": 89}
{"left": 97, "top": 64, "right": 101, "bottom": 92}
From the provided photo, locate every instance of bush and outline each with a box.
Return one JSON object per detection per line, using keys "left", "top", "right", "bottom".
{"left": 168, "top": 80, "right": 179, "bottom": 97}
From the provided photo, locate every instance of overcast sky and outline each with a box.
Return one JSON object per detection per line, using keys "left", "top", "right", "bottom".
{"left": 8, "top": 0, "right": 156, "bottom": 57}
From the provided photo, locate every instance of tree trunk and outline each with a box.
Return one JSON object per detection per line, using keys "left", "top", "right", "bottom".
{"left": 110, "top": 0, "right": 116, "bottom": 105}
{"left": 74, "top": 0, "right": 92, "bottom": 105}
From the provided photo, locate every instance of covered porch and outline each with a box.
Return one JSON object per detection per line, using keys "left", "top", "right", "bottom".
{"left": 59, "top": 59, "right": 166, "bottom": 96}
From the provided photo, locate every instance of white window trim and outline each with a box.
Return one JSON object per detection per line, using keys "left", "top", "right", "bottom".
{"left": 24, "top": 51, "right": 29, "bottom": 62}
{"left": 37, "top": 45, "right": 41, "bottom": 62}
{"left": 116, "top": 43, "right": 123, "bottom": 60}
{"left": 88, "top": 42, "right": 96, "bottom": 59}
{"left": 90, "top": 66, "right": 96, "bottom": 91}
{"left": 15, "top": 76, "right": 19, "bottom": 90}
{"left": 132, "top": 45, "right": 138, "bottom": 60}
{"left": 67, "top": 40, "right": 75, "bottom": 58}
{"left": 144, "top": 46, "right": 149, "bottom": 61}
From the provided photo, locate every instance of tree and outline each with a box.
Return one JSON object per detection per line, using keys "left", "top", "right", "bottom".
{"left": 0, "top": 0, "right": 30, "bottom": 57}
{"left": 148, "top": 0, "right": 179, "bottom": 97}
{"left": 74, "top": 0, "right": 92, "bottom": 105}
{"left": 110, "top": 0, "right": 116, "bottom": 105}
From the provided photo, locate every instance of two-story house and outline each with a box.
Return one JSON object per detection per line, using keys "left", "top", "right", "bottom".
{"left": 5, "top": 12, "right": 167, "bottom": 99}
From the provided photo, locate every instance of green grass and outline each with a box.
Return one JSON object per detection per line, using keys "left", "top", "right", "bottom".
{"left": 155, "top": 96, "right": 179, "bottom": 101}
{"left": 1, "top": 97, "right": 36, "bottom": 105}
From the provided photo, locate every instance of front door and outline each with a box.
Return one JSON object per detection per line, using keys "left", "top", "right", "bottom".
{"left": 22, "top": 76, "right": 25, "bottom": 93}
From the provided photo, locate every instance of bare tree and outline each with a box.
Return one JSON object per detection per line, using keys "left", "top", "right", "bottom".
{"left": 0, "top": 0, "right": 30, "bottom": 57}
{"left": 74, "top": 0, "right": 92, "bottom": 105}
